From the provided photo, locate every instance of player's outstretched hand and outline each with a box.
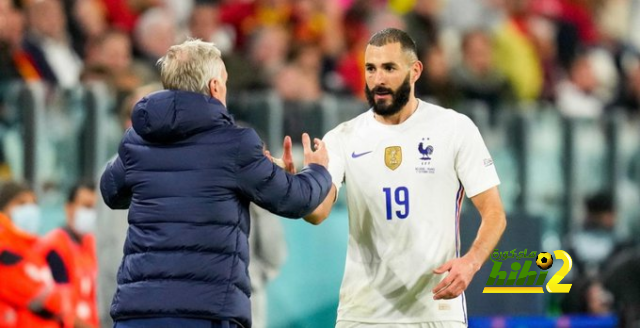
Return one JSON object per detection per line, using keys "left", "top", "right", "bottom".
{"left": 431, "top": 256, "right": 481, "bottom": 300}
{"left": 302, "top": 133, "right": 328, "bottom": 168}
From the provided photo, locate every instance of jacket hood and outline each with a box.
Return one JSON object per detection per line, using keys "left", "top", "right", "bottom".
{"left": 131, "top": 90, "right": 234, "bottom": 143}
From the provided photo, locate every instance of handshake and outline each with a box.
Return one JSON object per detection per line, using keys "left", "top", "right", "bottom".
{"left": 265, "top": 133, "right": 329, "bottom": 173}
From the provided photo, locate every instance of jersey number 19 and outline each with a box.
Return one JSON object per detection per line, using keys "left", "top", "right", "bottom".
{"left": 383, "top": 187, "right": 410, "bottom": 220}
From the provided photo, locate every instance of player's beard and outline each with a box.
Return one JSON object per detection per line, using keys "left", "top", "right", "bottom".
{"left": 365, "top": 74, "right": 412, "bottom": 117}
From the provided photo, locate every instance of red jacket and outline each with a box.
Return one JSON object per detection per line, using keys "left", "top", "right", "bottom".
{"left": 0, "top": 214, "right": 70, "bottom": 328}
{"left": 37, "top": 228, "right": 99, "bottom": 328}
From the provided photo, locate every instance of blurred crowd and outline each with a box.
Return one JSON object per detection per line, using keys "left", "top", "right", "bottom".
{"left": 1, "top": 0, "right": 640, "bottom": 123}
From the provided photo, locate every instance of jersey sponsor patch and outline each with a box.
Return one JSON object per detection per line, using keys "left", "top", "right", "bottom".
{"left": 384, "top": 146, "right": 402, "bottom": 170}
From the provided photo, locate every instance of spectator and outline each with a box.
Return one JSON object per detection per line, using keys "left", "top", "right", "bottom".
{"left": 602, "top": 247, "right": 640, "bottom": 327}
{"left": 225, "top": 26, "right": 290, "bottom": 91}
{"left": 219, "top": 0, "right": 292, "bottom": 51}
{"left": 403, "top": 0, "right": 440, "bottom": 54}
{"left": 0, "top": 0, "right": 27, "bottom": 84}
{"left": 556, "top": 50, "right": 604, "bottom": 118}
{"left": 290, "top": 0, "right": 326, "bottom": 45}
{"left": 274, "top": 43, "right": 323, "bottom": 102}
{"left": 102, "top": 0, "right": 145, "bottom": 32}
{"left": 37, "top": 181, "right": 99, "bottom": 328}
{"left": 368, "top": 9, "right": 407, "bottom": 42}
{"left": 335, "top": 3, "right": 369, "bottom": 98}
{"left": 22, "top": 0, "right": 83, "bottom": 88}
{"left": 441, "top": 0, "right": 505, "bottom": 32}
{"left": 0, "top": 181, "right": 41, "bottom": 236}
{"left": 188, "top": 1, "right": 235, "bottom": 55}
{"left": 274, "top": 44, "right": 327, "bottom": 141}
{"left": 492, "top": 0, "right": 544, "bottom": 101}
{"left": 609, "top": 60, "right": 640, "bottom": 115}
{"left": 527, "top": 14, "right": 563, "bottom": 102}
{"left": 561, "top": 275, "right": 614, "bottom": 315}
{"left": 0, "top": 181, "right": 69, "bottom": 328}
{"left": 83, "top": 29, "right": 157, "bottom": 104}
{"left": 450, "top": 29, "right": 512, "bottom": 116}
{"left": 162, "top": 0, "right": 194, "bottom": 28}
{"left": 132, "top": 7, "right": 177, "bottom": 71}
{"left": 66, "top": 0, "right": 108, "bottom": 58}
{"left": 564, "top": 192, "right": 629, "bottom": 276}
{"left": 415, "top": 43, "right": 459, "bottom": 108}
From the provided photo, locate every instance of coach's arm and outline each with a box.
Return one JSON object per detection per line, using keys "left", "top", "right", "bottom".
{"left": 303, "top": 184, "right": 337, "bottom": 225}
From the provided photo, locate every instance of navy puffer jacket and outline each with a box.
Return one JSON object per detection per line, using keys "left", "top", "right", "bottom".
{"left": 100, "top": 90, "right": 331, "bottom": 328}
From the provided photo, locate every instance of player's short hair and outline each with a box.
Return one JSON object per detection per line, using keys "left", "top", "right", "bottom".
{"left": 157, "top": 39, "right": 224, "bottom": 96}
{"left": 367, "top": 28, "right": 418, "bottom": 62}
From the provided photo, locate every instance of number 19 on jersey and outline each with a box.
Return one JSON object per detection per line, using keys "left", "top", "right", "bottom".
{"left": 383, "top": 187, "right": 410, "bottom": 220}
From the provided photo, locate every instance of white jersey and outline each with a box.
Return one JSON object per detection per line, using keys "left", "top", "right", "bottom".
{"left": 324, "top": 100, "right": 500, "bottom": 325}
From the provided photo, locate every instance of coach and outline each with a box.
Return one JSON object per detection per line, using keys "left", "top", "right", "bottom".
{"left": 100, "top": 39, "right": 332, "bottom": 328}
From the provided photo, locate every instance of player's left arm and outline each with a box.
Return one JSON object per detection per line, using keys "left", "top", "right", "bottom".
{"left": 432, "top": 186, "right": 506, "bottom": 300}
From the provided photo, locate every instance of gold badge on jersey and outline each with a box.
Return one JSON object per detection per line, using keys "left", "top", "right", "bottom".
{"left": 384, "top": 146, "right": 402, "bottom": 170}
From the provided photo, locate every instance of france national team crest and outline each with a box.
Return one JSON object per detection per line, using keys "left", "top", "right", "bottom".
{"left": 385, "top": 146, "right": 402, "bottom": 170}
{"left": 416, "top": 138, "right": 435, "bottom": 174}
{"left": 418, "top": 140, "right": 433, "bottom": 160}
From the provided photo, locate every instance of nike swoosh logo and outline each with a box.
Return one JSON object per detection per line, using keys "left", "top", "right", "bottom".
{"left": 351, "top": 151, "right": 373, "bottom": 158}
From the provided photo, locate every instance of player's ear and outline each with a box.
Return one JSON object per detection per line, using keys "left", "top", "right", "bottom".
{"left": 411, "top": 60, "right": 423, "bottom": 84}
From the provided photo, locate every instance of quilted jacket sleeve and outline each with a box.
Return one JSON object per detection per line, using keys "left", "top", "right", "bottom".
{"left": 236, "top": 129, "right": 332, "bottom": 218}
{"left": 100, "top": 149, "right": 132, "bottom": 210}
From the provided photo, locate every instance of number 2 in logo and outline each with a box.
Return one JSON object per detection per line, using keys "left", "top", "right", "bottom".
{"left": 546, "top": 250, "right": 573, "bottom": 293}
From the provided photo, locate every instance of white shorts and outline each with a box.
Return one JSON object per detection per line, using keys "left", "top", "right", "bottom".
{"left": 336, "top": 321, "right": 467, "bottom": 328}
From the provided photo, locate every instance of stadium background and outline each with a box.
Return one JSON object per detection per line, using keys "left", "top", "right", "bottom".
{"left": 2, "top": 0, "right": 640, "bottom": 327}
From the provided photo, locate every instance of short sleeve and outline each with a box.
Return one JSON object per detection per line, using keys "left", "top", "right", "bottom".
{"left": 323, "top": 129, "right": 346, "bottom": 195}
{"left": 454, "top": 114, "right": 500, "bottom": 197}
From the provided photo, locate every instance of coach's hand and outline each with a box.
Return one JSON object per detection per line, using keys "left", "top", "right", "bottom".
{"left": 265, "top": 136, "right": 296, "bottom": 173}
{"left": 432, "top": 255, "right": 481, "bottom": 300}
{"left": 302, "top": 133, "right": 328, "bottom": 168}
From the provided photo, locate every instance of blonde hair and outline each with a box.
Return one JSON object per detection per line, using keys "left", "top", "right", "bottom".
{"left": 157, "top": 39, "right": 223, "bottom": 95}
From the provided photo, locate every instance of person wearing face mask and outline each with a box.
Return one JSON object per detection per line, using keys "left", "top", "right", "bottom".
{"left": 0, "top": 181, "right": 70, "bottom": 328}
{"left": 36, "top": 182, "right": 99, "bottom": 328}
{"left": 0, "top": 182, "right": 42, "bottom": 235}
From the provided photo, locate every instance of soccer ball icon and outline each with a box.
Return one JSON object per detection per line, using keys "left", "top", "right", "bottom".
{"left": 536, "top": 252, "right": 553, "bottom": 270}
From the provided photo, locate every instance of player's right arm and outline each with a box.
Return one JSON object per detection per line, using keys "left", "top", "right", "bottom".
{"left": 303, "top": 126, "right": 344, "bottom": 225}
{"left": 303, "top": 184, "right": 336, "bottom": 225}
